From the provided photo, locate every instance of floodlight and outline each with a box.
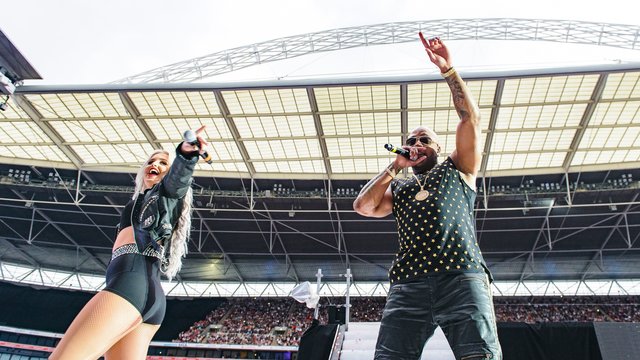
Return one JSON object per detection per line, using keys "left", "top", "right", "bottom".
{"left": 0, "top": 72, "right": 15, "bottom": 95}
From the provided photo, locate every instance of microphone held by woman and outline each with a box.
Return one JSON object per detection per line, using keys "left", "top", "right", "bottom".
{"left": 183, "top": 129, "right": 213, "bottom": 164}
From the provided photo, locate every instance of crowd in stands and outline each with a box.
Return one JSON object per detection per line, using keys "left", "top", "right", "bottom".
{"left": 177, "top": 298, "right": 313, "bottom": 346}
{"left": 493, "top": 295, "right": 640, "bottom": 323}
{"left": 176, "top": 295, "right": 640, "bottom": 347}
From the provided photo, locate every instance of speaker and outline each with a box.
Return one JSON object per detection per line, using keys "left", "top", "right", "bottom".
{"left": 327, "top": 305, "right": 346, "bottom": 325}
{"left": 297, "top": 319, "right": 339, "bottom": 360}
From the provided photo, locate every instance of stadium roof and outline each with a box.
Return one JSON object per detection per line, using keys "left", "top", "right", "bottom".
{"left": 2, "top": 63, "right": 640, "bottom": 179}
{"left": 2, "top": 64, "right": 640, "bottom": 297}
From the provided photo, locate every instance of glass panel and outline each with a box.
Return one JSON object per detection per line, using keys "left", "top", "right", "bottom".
{"left": 330, "top": 157, "right": 397, "bottom": 174}
{"left": 578, "top": 126, "right": 640, "bottom": 149}
{"left": 325, "top": 136, "right": 402, "bottom": 158}
{"left": 128, "top": 91, "right": 221, "bottom": 116}
{"left": 0, "top": 97, "right": 29, "bottom": 119}
{"left": 0, "top": 145, "right": 70, "bottom": 162}
{"left": 314, "top": 85, "right": 400, "bottom": 111}
{"left": 234, "top": 115, "right": 316, "bottom": 138}
{"left": 486, "top": 152, "right": 566, "bottom": 170}
{"left": 49, "top": 119, "right": 146, "bottom": 142}
{"left": 502, "top": 74, "right": 598, "bottom": 105}
{"left": 408, "top": 108, "right": 492, "bottom": 131}
{"left": 222, "top": 88, "right": 310, "bottom": 114}
{"left": 495, "top": 104, "right": 586, "bottom": 129}
{"left": 491, "top": 130, "right": 575, "bottom": 152}
{"left": 252, "top": 160, "right": 325, "bottom": 173}
{"left": 244, "top": 139, "right": 321, "bottom": 160}
{"left": 571, "top": 149, "right": 640, "bottom": 166}
{"left": 25, "top": 93, "right": 129, "bottom": 118}
{"left": 0, "top": 121, "right": 53, "bottom": 143}
{"left": 147, "top": 118, "right": 233, "bottom": 141}
{"left": 590, "top": 101, "right": 640, "bottom": 125}
{"left": 72, "top": 143, "right": 155, "bottom": 164}
{"left": 321, "top": 112, "right": 401, "bottom": 136}
{"left": 407, "top": 80, "right": 497, "bottom": 108}
{"left": 601, "top": 71, "right": 640, "bottom": 100}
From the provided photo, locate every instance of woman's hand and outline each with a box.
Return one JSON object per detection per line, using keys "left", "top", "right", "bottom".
{"left": 181, "top": 125, "right": 209, "bottom": 156}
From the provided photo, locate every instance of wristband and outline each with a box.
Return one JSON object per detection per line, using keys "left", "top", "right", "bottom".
{"left": 441, "top": 67, "right": 456, "bottom": 78}
{"left": 385, "top": 164, "right": 397, "bottom": 178}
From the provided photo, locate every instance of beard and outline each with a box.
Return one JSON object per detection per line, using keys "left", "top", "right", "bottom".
{"left": 412, "top": 154, "right": 439, "bottom": 174}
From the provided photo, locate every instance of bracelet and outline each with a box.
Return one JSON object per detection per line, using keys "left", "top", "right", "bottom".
{"left": 385, "top": 164, "right": 397, "bottom": 178}
{"left": 441, "top": 67, "right": 456, "bottom": 78}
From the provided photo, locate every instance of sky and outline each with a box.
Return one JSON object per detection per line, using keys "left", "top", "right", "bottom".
{"left": 3, "top": 0, "right": 640, "bottom": 85}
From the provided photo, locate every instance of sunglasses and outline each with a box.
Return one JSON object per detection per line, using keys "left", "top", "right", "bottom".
{"left": 405, "top": 136, "right": 433, "bottom": 146}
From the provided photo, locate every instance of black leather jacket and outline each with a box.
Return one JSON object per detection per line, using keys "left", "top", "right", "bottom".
{"left": 133, "top": 145, "right": 198, "bottom": 253}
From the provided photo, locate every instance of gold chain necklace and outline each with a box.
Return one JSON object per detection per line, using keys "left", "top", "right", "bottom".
{"left": 412, "top": 173, "right": 430, "bottom": 201}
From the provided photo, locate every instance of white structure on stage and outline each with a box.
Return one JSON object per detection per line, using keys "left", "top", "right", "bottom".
{"left": 341, "top": 322, "right": 455, "bottom": 360}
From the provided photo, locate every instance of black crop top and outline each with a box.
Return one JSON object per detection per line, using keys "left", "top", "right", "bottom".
{"left": 117, "top": 197, "right": 144, "bottom": 236}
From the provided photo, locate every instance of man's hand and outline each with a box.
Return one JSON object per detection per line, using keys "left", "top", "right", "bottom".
{"left": 392, "top": 146, "right": 428, "bottom": 169}
{"left": 419, "top": 32, "right": 451, "bottom": 73}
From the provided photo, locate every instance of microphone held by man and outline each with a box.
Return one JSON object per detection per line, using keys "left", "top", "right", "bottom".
{"left": 384, "top": 143, "right": 411, "bottom": 159}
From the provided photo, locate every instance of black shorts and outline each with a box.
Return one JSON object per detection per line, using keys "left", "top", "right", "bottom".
{"left": 104, "top": 252, "right": 166, "bottom": 325}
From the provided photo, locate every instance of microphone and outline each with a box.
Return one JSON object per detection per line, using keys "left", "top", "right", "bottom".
{"left": 384, "top": 144, "right": 410, "bottom": 159}
{"left": 183, "top": 130, "right": 213, "bottom": 164}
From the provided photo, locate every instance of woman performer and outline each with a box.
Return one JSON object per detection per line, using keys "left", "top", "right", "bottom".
{"left": 50, "top": 126, "right": 209, "bottom": 360}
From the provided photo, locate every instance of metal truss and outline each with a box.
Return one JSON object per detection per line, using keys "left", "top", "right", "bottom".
{"left": 1, "top": 178, "right": 640, "bottom": 285}
{"left": 2, "top": 260, "right": 639, "bottom": 297}
{"left": 114, "top": 18, "right": 640, "bottom": 84}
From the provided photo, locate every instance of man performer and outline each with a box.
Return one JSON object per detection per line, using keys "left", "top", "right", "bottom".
{"left": 353, "top": 34, "right": 502, "bottom": 360}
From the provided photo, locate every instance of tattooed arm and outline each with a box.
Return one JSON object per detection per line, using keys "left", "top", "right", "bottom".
{"left": 420, "top": 33, "right": 481, "bottom": 185}
{"left": 353, "top": 163, "right": 398, "bottom": 218}
{"left": 446, "top": 69, "right": 482, "bottom": 179}
{"left": 353, "top": 146, "right": 428, "bottom": 217}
